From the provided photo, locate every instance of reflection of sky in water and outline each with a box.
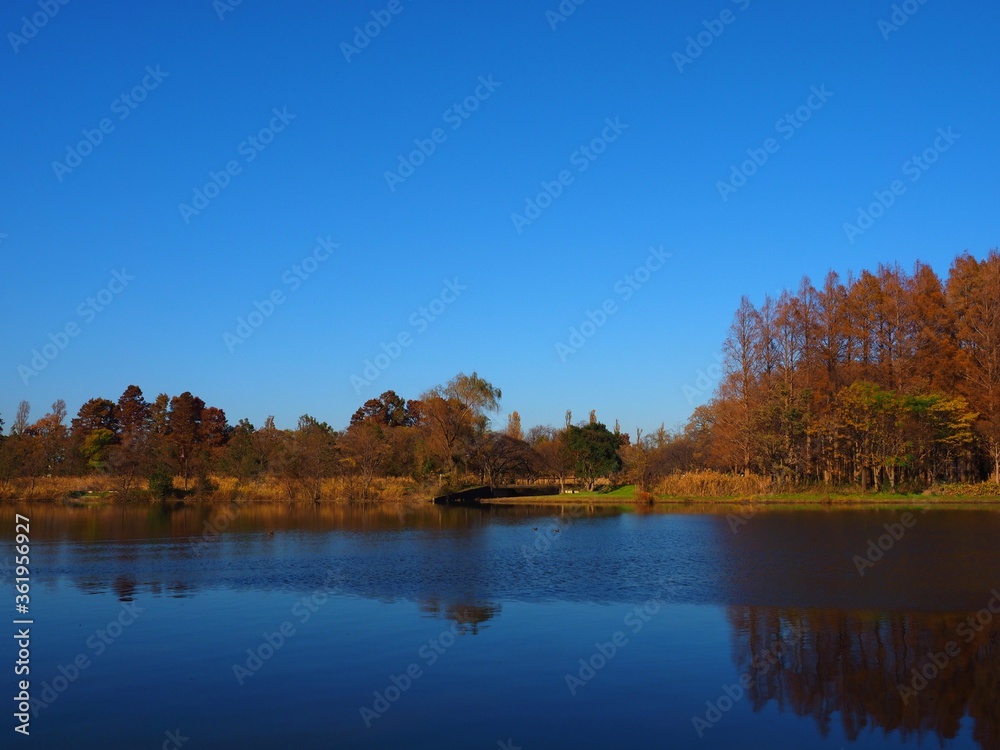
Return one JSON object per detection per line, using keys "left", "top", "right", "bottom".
{"left": 11, "top": 504, "right": 1000, "bottom": 749}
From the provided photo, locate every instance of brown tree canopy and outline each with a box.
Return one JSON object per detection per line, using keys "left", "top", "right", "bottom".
{"left": 685, "top": 251, "right": 1000, "bottom": 486}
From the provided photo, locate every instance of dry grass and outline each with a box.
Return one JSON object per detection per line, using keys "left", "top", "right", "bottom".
{"left": 933, "top": 481, "right": 1000, "bottom": 498}
{"left": 0, "top": 473, "right": 425, "bottom": 503}
{"left": 202, "top": 474, "right": 424, "bottom": 503}
{"left": 655, "top": 470, "right": 782, "bottom": 498}
{"left": 0, "top": 475, "right": 119, "bottom": 502}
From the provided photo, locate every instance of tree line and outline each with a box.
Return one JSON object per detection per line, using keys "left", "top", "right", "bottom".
{"left": 667, "top": 250, "right": 1000, "bottom": 489}
{"left": 2, "top": 250, "right": 998, "bottom": 499}
{"left": 0, "top": 373, "right": 626, "bottom": 500}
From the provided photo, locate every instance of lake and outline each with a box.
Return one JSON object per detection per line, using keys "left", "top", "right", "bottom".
{"left": 6, "top": 502, "right": 1000, "bottom": 749}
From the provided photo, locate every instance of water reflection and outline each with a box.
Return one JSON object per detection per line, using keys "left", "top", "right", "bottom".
{"left": 111, "top": 574, "right": 137, "bottom": 602}
{"left": 418, "top": 598, "right": 502, "bottom": 634}
{"left": 728, "top": 605, "right": 1000, "bottom": 748}
{"left": 16, "top": 500, "right": 625, "bottom": 539}
{"left": 11, "top": 502, "right": 1000, "bottom": 747}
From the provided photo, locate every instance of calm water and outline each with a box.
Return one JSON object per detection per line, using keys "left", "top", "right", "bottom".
{"left": 5, "top": 502, "right": 1000, "bottom": 749}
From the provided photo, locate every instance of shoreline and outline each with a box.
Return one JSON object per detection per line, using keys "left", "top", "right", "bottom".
{"left": 491, "top": 489, "right": 1000, "bottom": 506}
{"left": 5, "top": 491, "right": 1000, "bottom": 510}
{"left": 487, "top": 495, "right": 1000, "bottom": 509}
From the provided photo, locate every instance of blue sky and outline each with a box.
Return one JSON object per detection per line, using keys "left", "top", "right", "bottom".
{"left": 1, "top": 0, "right": 997, "bottom": 435}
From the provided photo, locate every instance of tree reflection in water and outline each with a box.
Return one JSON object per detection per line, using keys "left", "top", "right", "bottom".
{"left": 419, "top": 598, "right": 502, "bottom": 634}
{"left": 727, "top": 605, "right": 1000, "bottom": 748}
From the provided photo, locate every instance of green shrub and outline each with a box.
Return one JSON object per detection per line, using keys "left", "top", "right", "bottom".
{"left": 148, "top": 467, "right": 174, "bottom": 500}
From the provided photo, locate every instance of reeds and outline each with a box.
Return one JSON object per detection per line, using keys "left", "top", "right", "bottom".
{"left": 654, "top": 470, "right": 779, "bottom": 498}
{"left": 0, "top": 473, "right": 425, "bottom": 503}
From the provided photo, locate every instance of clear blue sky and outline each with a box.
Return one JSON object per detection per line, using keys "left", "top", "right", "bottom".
{"left": 1, "top": 0, "right": 997, "bottom": 435}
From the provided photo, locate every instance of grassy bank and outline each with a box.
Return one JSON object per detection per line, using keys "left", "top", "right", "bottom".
{"left": 490, "top": 484, "right": 1000, "bottom": 507}
{"left": 4, "top": 475, "right": 1000, "bottom": 508}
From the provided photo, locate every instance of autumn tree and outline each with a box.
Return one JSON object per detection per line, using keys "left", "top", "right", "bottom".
{"left": 349, "top": 390, "right": 416, "bottom": 428}
{"left": 12, "top": 401, "right": 30, "bottom": 437}
{"left": 0, "top": 403, "right": 43, "bottom": 492}
{"left": 150, "top": 393, "right": 170, "bottom": 437}
{"left": 506, "top": 411, "right": 523, "bottom": 441}
{"left": 468, "top": 432, "right": 533, "bottom": 486}
{"left": 527, "top": 426, "right": 574, "bottom": 493}
{"left": 949, "top": 251, "right": 1000, "bottom": 480}
{"left": 167, "top": 392, "right": 205, "bottom": 489}
{"left": 420, "top": 372, "right": 502, "bottom": 478}
{"left": 339, "top": 420, "right": 390, "bottom": 499}
{"left": 718, "top": 296, "right": 766, "bottom": 475}
{"left": 276, "top": 415, "right": 337, "bottom": 501}
{"left": 620, "top": 440, "right": 656, "bottom": 491}
{"left": 28, "top": 400, "right": 70, "bottom": 476}
{"left": 117, "top": 385, "right": 151, "bottom": 436}
{"left": 71, "top": 398, "right": 120, "bottom": 470}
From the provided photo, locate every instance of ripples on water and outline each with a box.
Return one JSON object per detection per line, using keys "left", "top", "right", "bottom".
{"left": 6, "top": 503, "right": 1000, "bottom": 749}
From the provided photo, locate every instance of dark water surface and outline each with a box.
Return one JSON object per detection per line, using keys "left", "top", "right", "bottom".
{"left": 5, "top": 503, "right": 1000, "bottom": 749}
